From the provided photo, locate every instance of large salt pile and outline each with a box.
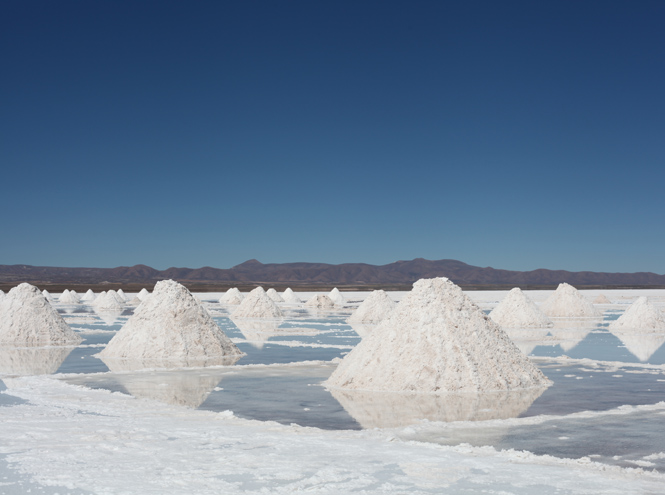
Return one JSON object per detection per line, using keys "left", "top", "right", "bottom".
{"left": 81, "top": 289, "right": 96, "bottom": 302}
{"left": 266, "top": 288, "right": 284, "bottom": 303}
{"left": 0, "top": 290, "right": 4, "bottom": 301}
{"left": 220, "top": 288, "right": 244, "bottom": 305}
{"left": 539, "top": 283, "right": 601, "bottom": 318}
{"left": 305, "top": 294, "right": 336, "bottom": 309}
{"left": 59, "top": 289, "right": 80, "bottom": 304}
{"left": 99, "top": 280, "right": 243, "bottom": 363}
{"left": 0, "top": 283, "right": 82, "bottom": 346}
{"left": 489, "top": 288, "right": 553, "bottom": 328}
{"left": 326, "top": 277, "right": 550, "bottom": 393}
{"left": 92, "top": 290, "right": 125, "bottom": 310}
{"left": 609, "top": 297, "right": 665, "bottom": 331}
{"left": 329, "top": 288, "right": 346, "bottom": 306}
{"left": 348, "top": 290, "right": 395, "bottom": 324}
{"left": 594, "top": 294, "right": 612, "bottom": 304}
{"left": 282, "top": 288, "right": 301, "bottom": 304}
{"left": 137, "top": 288, "right": 150, "bottom": 301}
{"left": 231, "top": 287, "right": 283, "bottom": 319}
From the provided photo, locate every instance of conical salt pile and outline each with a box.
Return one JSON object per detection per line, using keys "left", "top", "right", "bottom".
{"left": 326, "top": 278, "right": 550, "bottom": 393}
{"left": 42, "top": 289, "right": 53, "bottom": 301}
{"left": 305, "top": 294, "right": 335, "bottom": 309}
{"left": 329, "top": 288, "right": 345, "bottom": 306}
{"left": 593, "top": 294, "right": 612, "bottom": 304}
{"left": 0, "top": 283, "right": 82, "bottom": 346}
{"left": 99, "top": 280, "right": 243, "bottom": 362}
{"left": 489, "top": 288, "right": 553, "bottom": 328}
{"left": 92, "top": 290, "right": 125, "bottom": 310}
{"left": 282, "top": 288, "right": 301, "bottom": 304}
{"left": 81, "top": 289, "right": 96, "bottom": 302}
{"left": 609, "top": 297, "right": 665, "bottom": 331}
{"left": 348, "top": 290, "right": 395, "bottom": 324}
{"left": 231, "top": 287, "right": 283, "bottom": 319}
{"left": 59, "top": 289, "right": 80, "bottom": 304}
{"left": 220, "top": 288, "right": 244, "bottom": 305}
{"left": 116, "top": 289, "right": 128, "bottom": 302}
{"left": 539, "top": 283, "right": 600, "bottom": 318}
{"left": 266, "top": 288, "right": 284, "bottom": 303}
{"left": 137, "top": 288, "right": 150, "bottom": 301}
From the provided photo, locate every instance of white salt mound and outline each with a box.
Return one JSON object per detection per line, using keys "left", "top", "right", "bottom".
{"left": 220, "top": 288, "right": 244, "bottom": 304}
{"left": 608, "top": 297, "right": 665, "bottom": 331}
{"left": 41, "top": 289, "right": 53, "bottom": 301}
{"left": 99, "top": 280, "right": 242, "bottom": 361}
{"left": 137, "top": 288, "right": 150, "bottom": 301}
{"left": 539, "top": 283, "right": 601, "bottom": 318}
{"left": 0, "top": 283, "right": 82, "bottom": 346}
{"left": 266, "top": 288, "right": 284, "bottom": 303}
{"left": 348, "top": 290, "right": 395, "bottom": 324}
{"left": 231, "top": 287, "right": 283, "bottom": 319}
{"left": 0, "top": 290, "right": 4, "bottom": 301}
{"left": 329, "top": 287, "right": 346, "bottom": 306}
{"left": 282, "top": 288, "right": 302, "bottom": 304}
{"left": 305, "top": 294, "right": 336, "bottom": 309}
{"left": 326, "top": 277, "right": 551, "bottom": 393}
{"left": 593, "top": 294, "right": 612, "bottom": 304}
{"left": 59, "top": 289, "right": 80, "bottom": 304}
{"left": 81, "top": 289, "right": 96, "bottom": 302}
{"left": 92, "top": 291, "right": 125, "bottom": 310}
{"left": 116, "top": 289, "right": 127, "bottom": 302}
{"left": 489, "top": 288, "right": 553, "bottom": 328}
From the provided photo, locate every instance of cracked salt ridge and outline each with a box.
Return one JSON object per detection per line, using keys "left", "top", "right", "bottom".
{"left": 1, "top": 376, "right": 664, "bottom": 495}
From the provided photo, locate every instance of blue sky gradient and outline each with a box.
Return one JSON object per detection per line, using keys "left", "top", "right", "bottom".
{"left": 2, "top": 1, "right": 664, "bottom": 272}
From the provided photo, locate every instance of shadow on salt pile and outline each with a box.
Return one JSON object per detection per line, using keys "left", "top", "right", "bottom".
{"left": 0, "top": 346, "right": 75, "bottom": 375}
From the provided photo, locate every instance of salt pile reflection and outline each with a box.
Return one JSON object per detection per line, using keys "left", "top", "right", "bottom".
{"left": 100, "top": 353, "right": 241, "bottom": 372}
{"left": 0, "top": 346, "right": 74, "bottom": 375}
{"left": 608, "top": 328, "right": 665, "bottom": 362}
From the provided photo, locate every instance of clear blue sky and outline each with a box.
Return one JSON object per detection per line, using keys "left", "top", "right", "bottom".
{"left": 2, "top": 1, "right": 664, "bottom": 273}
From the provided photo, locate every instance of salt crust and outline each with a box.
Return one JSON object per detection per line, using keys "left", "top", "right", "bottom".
{"left": 327, "top": 278, "right": 551, "bottom": 393}
{"left": 81, "top": 289, "right": 96, "bottom": 302}
{"left": 58, "top": 289, "right": 80, "bottom": 304}
{"left": 540, "top": 283, "right": 601, "bottom": 318}
{"left": 329, "top": 287, "right": 346, "bottom": 305}
{"left": 99, "top": 280, "right": 243, "bottom": 362}
{"left": 266, "top": 288, "right": 284, "bottom": 303}
{"left": 137, "top": 288, "right": 150, "bottom": 301}
{"left": 489, "top": 287, "right": 553, "bottom": 328}
{"left": 220, "top": 288, "right": 244, "bottom": 304}
{"left": 347, "top": 290, "right": 395, "bottom": 324}
{"left": 282, "top": 288, "right": 302, "bottom": 304}
{"left": 92, "top": 290, "right": 125, "bottom": 310}
{"left": 0, "top": 283, "right": 82, "bottom": 346}
{"left": 231, "top": 287, "right": 283, "bottom": 319}
{"left": 608, "top": 297, "right": 665, "bottom": 331}
{"left": 305, "top": 294, "right": 336, "bottom": 309}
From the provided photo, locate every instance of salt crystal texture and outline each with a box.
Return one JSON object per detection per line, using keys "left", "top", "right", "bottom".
{"left": 326, "top": 278, "right": 551, "bottom": 393}
{"left": 58, "top": 290, "right": 80, "bottom": 304}
{"left": 539, "top": 283, "right": 601, "bottom": 318}
{"left": 329, "top": 287, "right": 346, "bottom": 306}
{"left": 220, "top": 288, "right": 244, "bottom": 305}
{"left": 81, "top": 289, "right": 96, "bottom": 302}
{"left": 593, "top": 294, "right": 612, "bottom": 304}
{"left": 305, "top": 294, "right": 335, "bottom": 309}
{"left": 99, "top": 280, "right": 242, "bottom": 363}
{"left": 281, "top": 288, "right": 302, "bottom": 304}
{"left": 137, "top": 288, "right": 150, "bottom": 301}
{"left": 608, "top": 297, "right": 665, "bottom": 331}
{"left": 489, "top": 288, "right": 553, "bottom": 328}
{"left": 0, "top": 283, "right": 82, "bottom": 346}
{"left": 231, "top": 287, "right": 283, "bottom": 319}
{"left": 266, "top": 288, "right": 284, "bottom": 303}
{"left": 348, "top": 290, "right": 395, "bottom": 324}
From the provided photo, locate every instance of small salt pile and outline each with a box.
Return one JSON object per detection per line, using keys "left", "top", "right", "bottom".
{"left": 116, "top": 289, "right": 128, "bottom": 302}
{"left": 594, "top": 294, "right": 612, "bottom": 304}
{"left": 81, "top": 289, "right": 96, "bottom": 302}
{"left": 305, "top": 294, "right": 336, "bottom": 309}
{"left": 0, "top": 283, "right": 82, "bottom": 346}
{"left": 282, "top": 288, "right": 302, "bottom": 304}
{"left": 220, "top": 288, "right": 244, "bottom": 305}
{"left": 329, "top": 288, "right": 346, "bottom": 306}
{"left": 99, "top": 280, "right": 242, "bottom": 362}
{"left": 348, "top": 290, "right": 395, "bottom": 324}
{"left": 539, "top": 283, "right": 601, "bottom": 318}
{"left": 266, "top": 288, "right": 284, "bottom": 303}
{"left": 231, "top": 287, "right": 283, "bottom": 319}
{"left": 59, "top": 289, "right": 80, "bottom": 304}
{"left": 92, "top": 290, "right": 125, "bottom": 310}
{"left": 609, "top": 297, "right": 665, "bottom": 331}
{"left": 489, "top": 288, "right": 553, "bottom": 328}
{"left": 326, "top": 278, "right": 550, "bottom": 393}
{"left": 42, "top": 289, "right": 54, "bottom": 301}
{"left": 137, "top": 288, "right": 150, "bottom": 301}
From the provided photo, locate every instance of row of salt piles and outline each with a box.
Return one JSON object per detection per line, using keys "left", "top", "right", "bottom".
{"left": 220, "top": 286, "right": 347, "bottom": 308}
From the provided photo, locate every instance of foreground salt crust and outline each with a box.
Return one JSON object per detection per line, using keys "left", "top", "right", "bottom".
{"left": 540, "top": 283, "right": 601, "bottom": 318}
{"left": 305, "top": 294, "right": 336, "bottom": 309}
{"left": 0, "top": 283, "right": 82, "bottom": 346}
{"left": 327, "top": 278, "right": 551, "bottom": 393}
{"left": 609, "top": 297, "right": 665, "bottom": 331}
{"left": 99, "top": 280, "right": 243, "bottom": 364}
{"left": 231, "top": 287, "right": 282, "bottom": 318}
{"left": 489, "top": 287, "right": 553, "bottom": 328}
{"left": 348, "top": 290, "right": 395, "bottom": 324}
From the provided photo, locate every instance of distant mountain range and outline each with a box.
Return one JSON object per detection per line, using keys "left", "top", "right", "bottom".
{"left": 1, "top": 258, "right": 664, "bottom": 288}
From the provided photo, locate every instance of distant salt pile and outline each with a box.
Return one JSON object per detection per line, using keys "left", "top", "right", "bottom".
{"left": 539, "top": 283, "right": 601, "bottom": 318}
{"left": 305, "top": 294, "right": 336, "bottom": 309}
{"left": 41, "top": 289, "right": 53, "bottom": 301}
{"left": 220, "top": 288, "right": 244, "bottom": 305}
{"left": 266, "top": 288, "right": 284, "bottom": 303}
{"left": 326, "top": 278, "right": 550, "bottom": 393}
{"left": 81, "top": 289, "right": 96, "bottom": 302}
{"left": 127, "top": 296, "right": 143, "bottom": 306}
{"left": 329, "top": 288, "right": 346, "bottom": 306}
{"left": 92, "top": 290, "right": 125, "bottom": 310}
{"left": 0, "top": 283, "right": 82, "bottom": 346}
{"left": 489, "top": 288, "right": 553, "bottom": 328}
{"left": 348, "top": 290, "right": 395, "bottom": 324}
{"left": 99, "top": 280, "right": 243, "bottom": 362}
{"left": 59, "top": 289, "right": 80, "bottom": 304}
{"left": 116, "top": 289, "right": 127, "bottom": 302}
{"left": 137, "top": 288, "right": 150, "bottom": 301}
{"left": 231, "top": 287, "right": 283, "bottom": 319}
{"left": 609, "top": 297, "right": 665, "bottom": 331}
{"left": 282, "top": 288, "right": 301, "bottom": 304}
{"left": 594, "top": 294, "right": 612, "bottom": 304}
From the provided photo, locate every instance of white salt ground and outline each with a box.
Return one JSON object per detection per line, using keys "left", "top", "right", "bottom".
{"left": 327, "top": 278, "right": 551, "bottom": 393}
{"left": 266, "top": 288, "right": 284, "bottom": 303}
{"left": 489, "top": 287, "right": 553, "bottom": 328}
{"left": 305, "top": 294, "right": 336, "bottom": 309}
{"left": 231, "top": 287, "right": 283, "bottom": 318}
{"left": 540, "top": 283, "right": 601, "bottom": 318}
{"left": 0, "top": 283, "right": 82, "bottom": 346}
{"left": 347, "top": 290, "right": 395, "bottom": 324}
{"left": 609, "top": 297, "right": 665, "bottom": 331}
